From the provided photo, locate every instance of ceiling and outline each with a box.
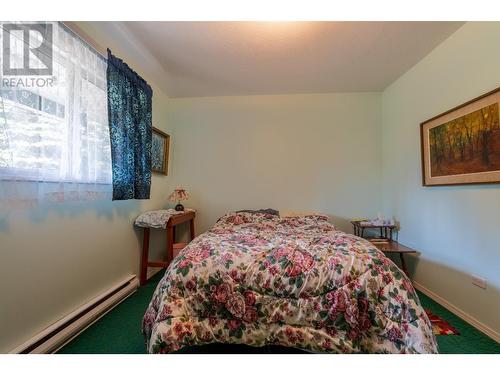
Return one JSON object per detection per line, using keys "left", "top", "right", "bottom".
{"left": 119, "top": 22, "right": 464, "bottom": 97}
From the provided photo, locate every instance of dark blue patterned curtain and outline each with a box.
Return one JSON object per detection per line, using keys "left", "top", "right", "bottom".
{"left": 107, "top": 49, "right": 153, "bottom": 200}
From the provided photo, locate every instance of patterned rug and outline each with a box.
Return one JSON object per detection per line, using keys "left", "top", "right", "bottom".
{"left": 425, "top": 309, "right": 460, "bottom": 335}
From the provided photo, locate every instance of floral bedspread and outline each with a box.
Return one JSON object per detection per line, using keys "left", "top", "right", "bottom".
{"left": 142, "top": 212, "right": 438, "bottom": 353}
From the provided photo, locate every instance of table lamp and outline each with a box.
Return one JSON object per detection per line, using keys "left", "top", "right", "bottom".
{"left": 168, "top": 187, "right": 190, "bottom": 211}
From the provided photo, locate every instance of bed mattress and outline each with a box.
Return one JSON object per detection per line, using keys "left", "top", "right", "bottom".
{"left": 142, "top": 212, "right": 438, "bottom": 353}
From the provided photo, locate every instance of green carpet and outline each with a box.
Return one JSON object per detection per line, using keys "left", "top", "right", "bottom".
{"left": 57, "top": 272, "right": 500, "bottom": 354}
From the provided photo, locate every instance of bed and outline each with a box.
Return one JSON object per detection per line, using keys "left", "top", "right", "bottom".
{"left": 142, "top": 211, "right": 438, "bottom": 353}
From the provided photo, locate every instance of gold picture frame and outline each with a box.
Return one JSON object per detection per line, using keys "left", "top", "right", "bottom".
{"left": 152, "top": 127, "right": 170, "bottom": 175}
{"left": 421, "top": 87, "right": 500, "bottom": 186}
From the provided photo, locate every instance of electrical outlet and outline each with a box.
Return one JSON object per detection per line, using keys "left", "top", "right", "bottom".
{"left": 471, "top": 275, "right": 487, "bottom": 289}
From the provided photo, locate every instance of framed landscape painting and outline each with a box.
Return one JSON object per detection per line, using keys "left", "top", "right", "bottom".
{"left": 421, "top": 87, "right": 500, "bottom": 186}
{"left": 151, "top": 127, "right": 170, "bottom": 175}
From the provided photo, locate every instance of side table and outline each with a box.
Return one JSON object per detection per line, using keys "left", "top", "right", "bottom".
{"left": 371, "top": 241, "right": 417, "bottom": 276}
{"left": 139, "top": 210, "right": 195, "bottom": 285}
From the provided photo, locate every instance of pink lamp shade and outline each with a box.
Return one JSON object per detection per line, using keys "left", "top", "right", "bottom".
{"left": 168, "top": 187, "right": 190, "bottom": 211}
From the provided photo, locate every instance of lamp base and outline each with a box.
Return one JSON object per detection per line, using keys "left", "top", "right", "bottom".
{"left": 175, "top": 203, "right": 184, "bottom": 211}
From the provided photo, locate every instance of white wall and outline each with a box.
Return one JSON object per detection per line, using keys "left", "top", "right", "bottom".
{"left": 0, "top": 24, "right": 173, "bottom": 353}
{"left": 167, "top": 93, "right": 382, "bottom": 234}
{"left": 382, "top": 22, "right": 500, "bottom": 335}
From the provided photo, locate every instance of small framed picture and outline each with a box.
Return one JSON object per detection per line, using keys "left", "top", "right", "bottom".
{"left": 151, "top": 127, "right": 170, "bottom": 175}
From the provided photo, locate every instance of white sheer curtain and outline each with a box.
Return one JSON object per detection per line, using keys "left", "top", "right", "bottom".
{"left": 0, "top": 22, "right": 112, "bottom": 209}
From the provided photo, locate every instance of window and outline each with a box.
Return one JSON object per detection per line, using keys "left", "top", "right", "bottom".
{"left": 0, "top": 22, "right": 112, "bottom": 206}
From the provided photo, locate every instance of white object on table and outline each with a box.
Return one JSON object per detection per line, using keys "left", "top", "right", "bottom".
{"left": 134, "top": 208, "right": 195, "bottom": 229}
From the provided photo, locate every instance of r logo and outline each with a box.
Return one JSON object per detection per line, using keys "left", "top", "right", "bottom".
{"left": 2, "top": 23, "right": 53, "bottom": 76}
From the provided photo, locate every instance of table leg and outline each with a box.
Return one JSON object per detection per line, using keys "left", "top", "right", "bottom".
{"left": 166, "top": 225, "right": 174, "bottom": 265}
{"left": 140, "top": 228, "right": 150, "bottom": 286}
{"left": 189, "top": 218, "right": 195, "bottom": 241}
{"left": 400, "top": 253, "right": 409, "bottom": 276}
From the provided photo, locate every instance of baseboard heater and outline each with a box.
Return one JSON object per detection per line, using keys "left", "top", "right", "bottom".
{"left": 10, "top": 275, "right": 139, "bottom": 354}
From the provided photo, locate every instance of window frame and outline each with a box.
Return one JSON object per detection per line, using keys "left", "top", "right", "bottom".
{"left": 0, "top": 22, "right": 111, "bottom": 185}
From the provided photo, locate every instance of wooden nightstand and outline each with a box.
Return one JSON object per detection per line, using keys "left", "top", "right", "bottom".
{"left": 371, "top": 241, "right": 417, "bottom": 276}
{"left": 139, "top": 210, "right": 195, "bottom": 285}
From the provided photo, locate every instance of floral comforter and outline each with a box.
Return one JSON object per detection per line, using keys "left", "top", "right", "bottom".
{"left": 142, "top": 212, "right": 438, "bottom": 353}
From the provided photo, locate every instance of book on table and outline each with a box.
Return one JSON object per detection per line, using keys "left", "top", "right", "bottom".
{"left": 369, "top": 238, "right": 390, "bottom": 244}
